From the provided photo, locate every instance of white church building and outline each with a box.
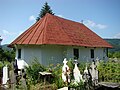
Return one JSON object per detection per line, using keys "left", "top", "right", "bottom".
{"left": 9, "top": 13, "right": 112, "bottom": 67}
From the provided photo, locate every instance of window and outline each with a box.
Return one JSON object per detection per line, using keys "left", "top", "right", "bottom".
{"left": 18, "top": 49, "right": 21, "bottom": 59}
{"left": 73, "top": 48, "right": 79, "bottom": 59}
{"left": 106, "top": 48, "right": 108, "bottom": 57}
{"left": 91, "top": 49, "right": 94, "bottom": 58}
{"left": 104, "top": 48, "right": 108, "bottom": 57}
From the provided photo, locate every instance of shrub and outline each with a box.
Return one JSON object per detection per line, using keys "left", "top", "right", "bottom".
{"left": 69, "top": 80, "right": 85, "bottom": 90}
{"left": 48, "top": 63, "right": 64, "bottom": 89}
{"left": 78, "top": 61, "right": 86, "bottom": 74}
{"left": 97, "top": 60, "right": 120, "bottom": 83}
{"left": 25, "top": 58, "right": 46, "bottom": 85}
{"left": 0, "top": 62, "right": 3, "bottom": 84}
{"left": 30, "top": 83, "right": 57, "bottom": 90}
{"left": 108, "top": 51, "right": 120, "bottom": 58}
{"left": 113, "top": 52, "right": 120, "bottom": 58}
{"left": 67, "top": 59, "right": 74, "bottom": 79}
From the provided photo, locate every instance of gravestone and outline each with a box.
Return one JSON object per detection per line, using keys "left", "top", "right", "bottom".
{"left": 89, "top": 58, "right": 99, "bottom": 85}
{"left": 62, "top": 58, "right": 70, "bottom": 83}
{"left": 73, "top": 60, "right": 83, "bottom": 83}
{"left": 83, "top": 66, "right": 89, "bottom": 82}
{"left": 2, "top": 65, "right": 8, "bottom": 87}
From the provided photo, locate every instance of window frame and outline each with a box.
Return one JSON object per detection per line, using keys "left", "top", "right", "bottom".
{"left": 18, "top": 49, "right": 21, "bottom": 59}
{"left": 73, "top": 48, "right": 79, "bottom": 59}
{"left": 91, "top": 49, "right": 94, "bottom": 59}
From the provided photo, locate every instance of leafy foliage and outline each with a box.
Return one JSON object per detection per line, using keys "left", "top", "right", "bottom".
{"left": 0, "top": 46, "right": 14, "bottom": 84}
{"left": 30, "top": 83, "right": 57, "bottom": 90}
{"left": 47, "top": 63, "right": 64, "bottom": 88}
{"left": 0, "top": 61, "right": 4, "bottom": 78}
{"left": 26, "top": 59, "right": 64, "bottom": 89}
{"left": 36, "top": 2, "right": 54, "bottom": 21}
{"left": 78, "top": 61, "right": 86, "bottom": 74}
{"left": 25, "top": 58, "right": 120, "bottom": 89}
{"left": 69, "top": 81, "right": 85, "bottom": 90}
{"left": 97, "top": 60, "right": 120, "bottom": 83}
{"left": 0, "top": 48, "right": 15, "bottom": 62}
{"left": 108, "top": 52, "right": 120, "bottom": 58}
{"left": 25, "top": 58, "right": 46, "bottom": 85}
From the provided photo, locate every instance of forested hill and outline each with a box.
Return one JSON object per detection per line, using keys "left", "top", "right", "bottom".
{"left": 104, "top": 39, "right": 120, "bottom": 52}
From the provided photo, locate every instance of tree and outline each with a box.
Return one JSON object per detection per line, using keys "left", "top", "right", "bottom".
{"left": 0, "top": 48, "right": 4, "bottom": 61}
{"left": 0, "top": 47, "right": 15, "bottom": 62}
{"left": 36, "top": 2, "right": 55, "bottom": 21}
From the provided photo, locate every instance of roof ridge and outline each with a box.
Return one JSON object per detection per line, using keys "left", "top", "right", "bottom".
{"left": 11, "top": 20, "right": 40, "bottom": 44}
{"left": 21, "top": 18, "right": 44, "bottom": 44}
{"left": 28, "top": 17, "right": 46, "bottom": 44}
{"left": 35, "top": 15, "right": 48, "bottom": 44}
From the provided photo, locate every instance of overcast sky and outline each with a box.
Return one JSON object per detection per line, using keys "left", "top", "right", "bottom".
{"left": 0, "top": 0, "right": 120, "bottom": 44}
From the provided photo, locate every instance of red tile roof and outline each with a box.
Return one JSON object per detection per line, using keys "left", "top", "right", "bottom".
{"left": 9, "top": 13, "right": 112, "bottom": 48}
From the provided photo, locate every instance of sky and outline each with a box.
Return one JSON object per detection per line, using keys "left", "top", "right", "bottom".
{"left": 0, "top": 0, "right": 120, "bottom": 45}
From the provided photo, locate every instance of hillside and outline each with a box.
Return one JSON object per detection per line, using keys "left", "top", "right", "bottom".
{"left": 104, "top": 39, "right": 120, "bottom": 52}
{"left": 1, "top": 44, "right": 13, "bottom": 51}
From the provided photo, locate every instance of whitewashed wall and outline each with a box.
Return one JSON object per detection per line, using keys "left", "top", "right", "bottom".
{"left": 40, "top": 45, "right": 64, "bottom": 65}
{"left": 66, "top": 46, "right": 106, "bottom": 62}
{"left": 15, "top": 45, "right": 42, "bottom": 64}
{"left": 66, "top": 46, "right": 90, "bottom": 62}
{"left": 23, "top": 45, "right": 42, "bottom": 64}
{"left": 79, "top": 47, "right": 90, "bottom": 62}
{"left": 15, "top": 45, "right": 65, "bottom": 65}
{"left": 94, "top": 48, "right": 104, "bottom": 60}
{"left": 15, "top": 45, "right": 107, "bottom": 66}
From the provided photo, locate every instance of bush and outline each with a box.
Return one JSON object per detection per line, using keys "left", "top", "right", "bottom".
{"left": 69, "top": 80, "right": 85, "bottom": 90}
{"left": 108, "top": 52, "right": 120, "bottom": 58}
{"left": 113, "top": 52, "right": 120, "bottom": 58}
{"left": 0, "top": 62, "right": 3, "bottom": 84}
{"left": 97, "top": 60, "right": 120, "bottom": 83}
{"left": 48, "top": 63, "right": 64, "bottom": 89}
{"left": 25, "top": 58, "right": 46, "bottom": 85}
{"left": 0, "top": 49, "right": 15, "bottom": 62}
{"left": 30, "top": 83, "right": 57, "bottom": 90}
